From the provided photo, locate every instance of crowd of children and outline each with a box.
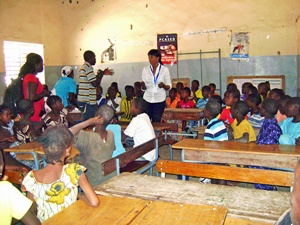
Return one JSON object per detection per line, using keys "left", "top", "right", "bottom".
{"left": 1, "top": 51, "right": 300, "bottom": 224}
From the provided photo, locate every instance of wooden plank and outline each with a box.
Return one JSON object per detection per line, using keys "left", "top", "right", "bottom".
{"left": 184, "top": 150, "right": 298, "bottom": 169}
{"left": 156, "top": 160, "right": 293, "bottom": 186}
{"left": 224, "top": 217, "right": 272, "bottom": 225}
{"left": 131, "top": 200, "right": 227, "bottom": 225}
{"left": 95, "top": 173, "right": 290, "bottom": 224}
{"left": 162, "top": 108, "right": 204, "bottom": 121}
{"left": 43, "top": 195, "right": 150, "bottom": 225}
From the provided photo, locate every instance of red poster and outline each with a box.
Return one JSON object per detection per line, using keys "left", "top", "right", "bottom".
{"left": 157, "top": 34, "right": 177, "bottom": 65}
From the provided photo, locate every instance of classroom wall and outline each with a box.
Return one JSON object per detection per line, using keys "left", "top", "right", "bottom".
{"left": 0, "top": 0, "right": 300, "bottom": 98}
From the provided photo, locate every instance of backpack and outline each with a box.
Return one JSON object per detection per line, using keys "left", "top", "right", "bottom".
{"left": 3, "top": 77, "right": 24, "bottom": 118}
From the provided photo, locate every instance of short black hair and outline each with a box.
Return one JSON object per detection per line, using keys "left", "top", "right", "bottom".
{"left": 270, "top": 88, "right": 285, "bottom": 99}
{"left": 209, "top": 95, "right": 224, "bottom": 105}
{"left": 227, "top": 89, "right": 240, "bottom": 100}
{"left": 247, "top": 93, "right": 261, "bottom": 106}
{"left": 46, "top": 95, "right": 62, "bottom": 109}
{"left": 226, "top": 83, "right": 237, "bottom": 91}
{"left": 148, "top": 49, "right": 162, "bottom": 64}
{"left": 209, "top": 83, "right": 216, "bottom": 88}
{"left": 83, "top": 50, "right": 95, "bottom": 62}
{"left": 0, "top": 104, "right": 10, "bottom": 115}
{"left": 262, "top": 98, "right": 279, "bottom": 116}
{"left": 132, "top": 98, "right": 148, "bottom": 114}
{"left": 183, "top": 87, "right": 191, "bottom": 96}
{"left": 38, "top": 126, "right": 74, "bottom": 164}
{"left": 201, "top": 85, "right": 210, "bottom": 92}
{"left": 287, "top": 97, "right": 300, "bottom": 108}
{"left": 234, "top": 101, "right": 249, "bottom": 117}
{"left": 205, "top": 100, "right": 221, "bottom": 118}
{"left": 169, "top": 87, "right": 177, "bottom": 94}
{"left": 17, "top": 99, "right": 33, "bottom": 115}
{"left": 192, "top": 80, "right": 199, "bottom": 86}
{"left": 278, "top": 95, "right": 292, "bottom": 114}
{"left": 248, "top": 86, "right": 258, "bottom": 95}
{"left": 96, "top": 104, "right": 115, "bottom": 126}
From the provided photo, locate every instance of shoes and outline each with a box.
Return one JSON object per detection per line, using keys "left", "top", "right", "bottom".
{"left": 199, "top": 178, "right": 211, "bottom": 184}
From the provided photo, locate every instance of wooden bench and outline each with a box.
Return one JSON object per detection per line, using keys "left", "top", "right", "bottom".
{"left": 102, "top": 135, "right": 165, "bottom": 176}
{"left": 156, "top": 159, "right": 294, "bottom": 187}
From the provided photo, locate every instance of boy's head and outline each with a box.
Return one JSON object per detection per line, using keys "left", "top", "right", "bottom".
{"left": 268, "top": 88, "right": 285, "bottom": 101}
{"left": 83, "top": 50, "right": 96, "bottom": 65}
{"left": 285, "top": 97, "right": 300, "bottom": 118}
{"left": 241, "top": 82, "right": 253, "bottom": 94}
{"left": 96, "top": 104, "right": 115, "bottom": 126}
{"left": 0, "top": 104, "right": 12, "bottom": 125}
{"left": 191, "top": 80, "right": 199, "bottom": 91}
{"left": 224, "top": 90, "right": 240, "bottom": 107}
{"left": 257, "top": 82, "right": 268, "bottom": 95}
{"left": 176, "top": 82, "right": 184, "bottom": 92}
{"left": 96, "top": 86, "right": 103, "bottom": 98}
{"left": 208, "top": 83, "right": 216, "bottom": 93}
{"left": 38, "top": 126, "right": 74, "bottom": 164}
{"left": 245, "top": 93, "right": 261, "bottom": 109}
{"left": 204, "top": 100, "right": 221, "bottom": 119}
{"left": 201, "top": 85, "right": 211, "bottom": 99}
{"left": 260, "top": 98, "right": 279, "bottom": 118}
{"left": 46, "top": 95, "right": 64, "bottom": 111}
{"left": 169, "top": 88, "right": 177, "bottom": 99}
{"left": 108, "top": 86, "right": 117, "bottom": 97}
{"left": 231, "top": 101, "right": 249, "bottom": 118}
{"left": 134, "top": 81, "right": 142, "bottom": 93}
{"left": 247, "top": 85, "right": 258, "bottom": 96}
{"left": 278, "top": 95, "right": 292, "bottom": 115}
{"left": 125, "top": 85, "right": 134, "bottom": 98}
{"left": 17, "top": 99, "right": 34, "bottom": 115}
{"left": 226, "top": 83, "right": 237, "bottom": 92}
{"left": 180, "top": 87, "right": 191, "bottom": 99}
{"left": 130, "top": 98, "right": 148, "bottom": 116}
{"left": 209, "top": 95, "right": 224, "bottom": 106}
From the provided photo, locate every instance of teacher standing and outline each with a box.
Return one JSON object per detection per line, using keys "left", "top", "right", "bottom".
{"left": 141, "top": 49, "right": 171, "bottom": 122}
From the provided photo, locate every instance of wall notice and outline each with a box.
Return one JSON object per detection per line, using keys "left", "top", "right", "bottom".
{"left": 157, "top": 33, "right": 177, "bottom": 65}
{"left": 230, "top": 32, "right": 249, "bottom": 60}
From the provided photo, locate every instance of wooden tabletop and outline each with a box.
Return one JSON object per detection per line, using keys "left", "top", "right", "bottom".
{"left": 162, "top": 108, "right": 204, "bottom": 121}
{"left": 42, "top": 195, "right": 227, "bottom": 225}
{"left": 172, "top": 139, "right": 300, "bottom": 168}
{"left": 95, "top": 172, "right": 290, "bottom": 225}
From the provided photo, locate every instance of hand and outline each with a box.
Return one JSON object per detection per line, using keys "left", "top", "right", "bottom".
{"left": 88, "top": 116, "right": 104, "bottom": 126}
{"left": 103, "top": 68, "right": 114, "bottom": 76}
{"left": 158, "top": 82, "right": 165, "bottom": 88}
{"left": 44, "top": 90, "right": 51, "bottom": 97}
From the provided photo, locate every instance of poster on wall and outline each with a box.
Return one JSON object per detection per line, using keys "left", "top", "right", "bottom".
{"left": 157, "top": 33, "right": 177, "bottom": 65}
{"left": 230, "top": 32, "right": 249, "bottom": 60}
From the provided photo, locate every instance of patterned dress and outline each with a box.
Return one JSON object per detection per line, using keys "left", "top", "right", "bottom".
{"left": 42, "top": 108, "right": 69, "bottom": 129}
{"left": 22, "top": 163, "right": 85, "bottom": 221}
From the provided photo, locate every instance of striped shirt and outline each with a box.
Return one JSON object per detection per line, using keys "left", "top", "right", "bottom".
{"left": 247, "top": 111, "right": 264, "bottom": 128}
{"left": 204, "top": 118, "right": 228, "bottom": 141}
{"left": 120, "top": 97, "right": 134, "bottom": 121}
{"left": 78, "top": 62, "right": 97, "bottom": 105}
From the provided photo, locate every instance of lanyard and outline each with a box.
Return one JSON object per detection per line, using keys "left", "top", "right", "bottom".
{"left": 150, "top": 64, "right": 162, "bottom": 85}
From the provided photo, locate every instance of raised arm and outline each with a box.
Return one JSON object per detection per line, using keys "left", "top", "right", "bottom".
{"left": 69, "top": 116, "right": 103, "bottom": 135}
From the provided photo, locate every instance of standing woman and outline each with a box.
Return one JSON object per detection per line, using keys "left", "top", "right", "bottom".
{"left": 141, "top": 49, "right": 171, "bottom": 122}
{"left": 23, "top": 53, "right": 51, "bottom": 125}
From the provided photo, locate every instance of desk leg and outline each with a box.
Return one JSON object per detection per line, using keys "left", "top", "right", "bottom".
{"left": 30, "top": 152, "right": 40, "bottom": 170}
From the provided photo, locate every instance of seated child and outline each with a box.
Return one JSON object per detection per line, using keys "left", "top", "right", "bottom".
{"left": 0, "top": 105, "right": 31, "bottom": 170}
{"left": 96, "top": 86, "right": 106, "bottom": 108}
{"left": 208, "top": 83, "right": 219, "bottom": 96}
{"left": 72, "top": 105, "right": 116, "bottom": 187}
{"left": 196, "top": 85, "right": 211, "bottom": 109}
{"left": 106, "top": 82, "right": 122, "bottom": 98}
{"left": 166, "top": 88, "right": 180, "bottom": 108}
{"left": 134, "top": 81, "right": 144, "bottom": 98}
{"left": 226, "top": 83, "right": 238, "bottom": 92}
{"left": 245, "top": 93, "right": 264, "bottom": 128}
{"left": 123, "top": 98, "right": 156, "bottom": 161}
{"left": 279, "top": 97, "right": 300, "bottom": 145}
{"left": 256, "top": 98, "right": 282, "bottom": 144}
{"left": 120, "top": 85, "right": 134, "bottom": 122}
{"left": 258, "top": 81, "right": 269, "bottom": 101}
{"left": 15, "top": 99, "right": 44, "bottom": 144}
{"left": 268, "top": 88, "right": 285, "bottom": 101}
{"left": 106, "top": 85, "right": 122, "bottom": 117}
{"left": 218, "top": 89, "right": 240, "bottom": 126}
{"left": 240, "top": 82, "right": 253, "bottom": 100}
{"left": 190, "top": 80, "right": 203, "bottom": 102}
{"left": 0, "top": 151, "right": 41, "bottom": 225}
{"left": 228, "top": 101, "right": 256, "bottom": 143}
{"left": 276, "top": 95, "right": 291, "bottom": 123}
{"left": 175, "top": 82, "right": 184, "bottom": 99}
{"left": 22, "top": 126, "right": 99, "bottom": 222}
{"left": 42, "top": 95, "right": 76, "bottom": 129}
{"left": 203, "top": 100, "right": 228, "bottom": 141}
{"left": 246, "top": 85, "right": 258, "bottom": 98}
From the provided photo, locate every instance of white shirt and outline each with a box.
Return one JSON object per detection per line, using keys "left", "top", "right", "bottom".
{"left": 106, "top": 97, "right": 122, "bottom": 112}
{"left": 142, "top": 63, "right": 171, "bottom": 103}
{"left": 124, "top": 113, "right": 156, "bottom": 161}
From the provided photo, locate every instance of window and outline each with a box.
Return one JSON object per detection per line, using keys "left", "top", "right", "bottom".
{"left": 3, "top": 41, "right": 45, "bottom": 86}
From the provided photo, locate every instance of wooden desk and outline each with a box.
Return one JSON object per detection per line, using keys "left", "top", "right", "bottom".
{"left": 42, "top": 195, "right": 227, "bottom": 225}
{"left": 172, "top": 139, "right": 300, "bottom": 169}
{"left": 95, "top": 173, "right": 290, "bottom": 224}
{"left": 4, "top": 142, "right": 80, "bottom": 169}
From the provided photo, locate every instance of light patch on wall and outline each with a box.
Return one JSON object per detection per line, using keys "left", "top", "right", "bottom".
{"left": 266, "top": 35, "right": 270, "bottom": 39}
{"left": 208, "top": 33, "right": 218, "bottom": 42}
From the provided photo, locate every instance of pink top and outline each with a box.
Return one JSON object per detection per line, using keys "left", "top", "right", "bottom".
{"left": 177, "top": 99, "right": 195, "bottom": 108}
